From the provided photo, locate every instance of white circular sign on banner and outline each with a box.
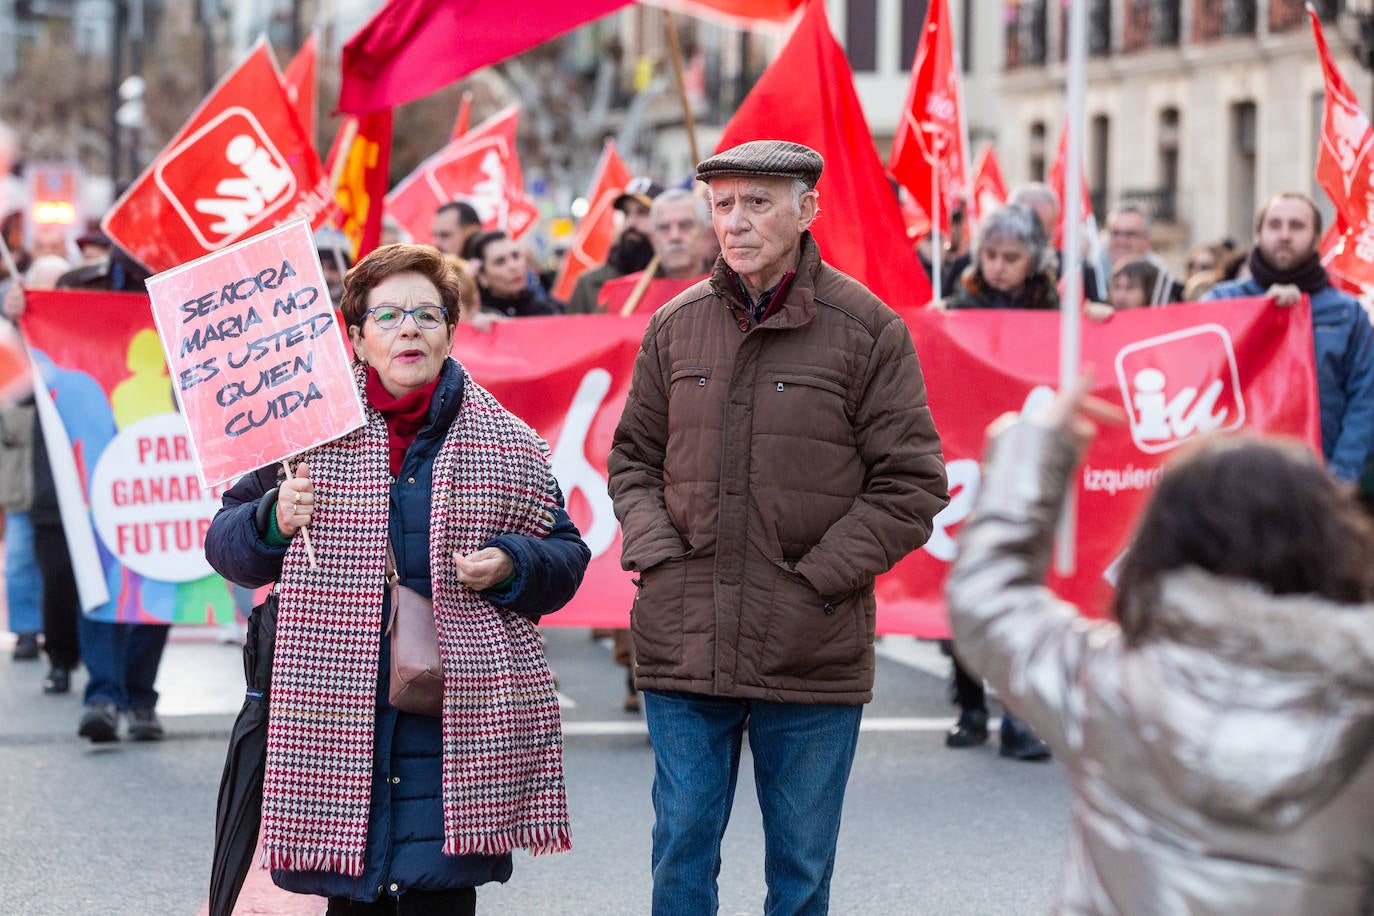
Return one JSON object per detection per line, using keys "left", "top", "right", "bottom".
{"left": 89, "top": 413, "right": 223, "bottom": 582}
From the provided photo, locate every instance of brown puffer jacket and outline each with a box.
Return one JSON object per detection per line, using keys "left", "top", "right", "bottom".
{"left": 608, "top": 234, "right": 948, "bottom": 704}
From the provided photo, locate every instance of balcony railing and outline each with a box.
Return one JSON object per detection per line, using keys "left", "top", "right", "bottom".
{"left": 1119, "top": 187, "right": 1179, "bottom": 224}
{"left": 1193, "top": 0, "right": 1258, "bottom": 42}
{"left": 1124, "top": 0, "right": 1183, "bottom": 52}
{"left": 1271, "top": 0, "right": 1340, "bottom": 31}
{"left": 1005, "top": 0, "right": 1048, "bottom": 69}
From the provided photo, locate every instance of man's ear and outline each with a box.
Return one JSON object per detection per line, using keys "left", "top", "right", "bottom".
{"left": 798, "top": 189, "right": 819, "bottom": 231}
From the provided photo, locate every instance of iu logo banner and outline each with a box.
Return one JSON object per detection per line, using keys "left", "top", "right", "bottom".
{"left": 103, "top": 40, "right": 335, "bottom": 274}
{"left": 386, "top": 104, "right": 540, "bottom": 246}
{"left": 449, "top": 298, "right": 1319, "bottom": 636}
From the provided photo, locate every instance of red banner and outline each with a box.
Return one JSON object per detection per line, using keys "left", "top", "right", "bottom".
{"left": 385, "top": 105, "right": 539, "bottom": 247}
{"left": 454, "top": 298, "right": 1319, "bottom": 634}
{"left": 102, "top": 41, "right": 334, "bottom": 274}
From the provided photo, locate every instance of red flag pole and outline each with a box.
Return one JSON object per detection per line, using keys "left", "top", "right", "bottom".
{"left": 1056, "top": 0, "right": 1087, "bottom": 576}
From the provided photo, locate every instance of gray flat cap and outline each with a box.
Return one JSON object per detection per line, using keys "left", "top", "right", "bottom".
{"left": 696, "top": 140, "right": 824, "bottom": 189}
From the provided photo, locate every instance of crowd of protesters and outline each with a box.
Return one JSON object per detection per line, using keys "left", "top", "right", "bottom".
{"left": 4, "top": 133, "right": 1374, "bottom": 915}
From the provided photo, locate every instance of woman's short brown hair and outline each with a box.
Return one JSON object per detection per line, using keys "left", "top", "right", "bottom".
{"left": 1113, "top": 436, "right": 1374, "bottom": 644}
{"left": 339, "top": 243, "right": 463, "bottom": 332}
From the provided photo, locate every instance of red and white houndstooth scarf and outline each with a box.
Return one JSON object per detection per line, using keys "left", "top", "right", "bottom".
{"left": 261, "top": 362, "right": 571, "bottom": 876}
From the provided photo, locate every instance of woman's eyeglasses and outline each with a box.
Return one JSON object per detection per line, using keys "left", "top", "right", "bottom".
{"left": 365, "top": 305, "right": 448, "bottom": 330}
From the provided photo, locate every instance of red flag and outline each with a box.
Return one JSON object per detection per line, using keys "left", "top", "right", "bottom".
{"left": 716, "top": 1, "right": 931, "bottom": 312}
{"left": 888, "top": 0, "right": 967, "bottom": 238}
{"left": 1310, "top": 9, "right": 1374, "bottom": 295}
{"left": 283, "top": 33, "right": 317, "bottom": 146}
{"left": 102, "top": 40, "right": 335, "bottom": 273}
{"left": 551, "top": 140, "right": 633, "bottom": 302}
{"left": 325, "top": 111, "right": 393, "bottom": 261}
{"left": 385, "top": 105, "right": 540, "bottom": 247}
{"left": 451, "top": 91, "right": 473, "bottom": 142}
{"left": 969, "top": 145, "right": 1007, "bottom": 225}
{"left": 339, "top": 0, "right": 633, "bottom": 114}
{"left": 1047, "top": 118, "right": 1094, "bottom": 248}
{"left": 651, "top": 0, "right": 804, "bottom": 24}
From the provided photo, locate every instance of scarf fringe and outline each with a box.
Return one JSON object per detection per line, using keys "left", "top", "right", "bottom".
{"left": 262, "top": 845, "right": 366, "bottom": 877}
{"left": 442, "top": 826, "right": 573, "bottom": 858}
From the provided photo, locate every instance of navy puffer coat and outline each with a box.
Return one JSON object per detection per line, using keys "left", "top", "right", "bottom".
{"left": 206, "top": 358, "right": 590, "bottom": 902}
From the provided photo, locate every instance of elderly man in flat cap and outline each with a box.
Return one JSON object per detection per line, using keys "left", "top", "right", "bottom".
{"left": 609, "top": 140, "right": 948, "bottom": 914}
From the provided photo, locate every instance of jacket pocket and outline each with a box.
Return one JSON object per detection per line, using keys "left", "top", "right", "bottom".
{"left": 771, "top": 372, "right": 847, "bottom": 398}
{"left": 631, "top": 553, "right": 691, "bottom": 671}
{"left": 755, "top": 560, "right": 866, "bottom": 681}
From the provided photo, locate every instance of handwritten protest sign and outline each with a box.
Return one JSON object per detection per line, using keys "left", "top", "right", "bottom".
{"left": 145, "top": 217, "right": 364, "bottom": 486}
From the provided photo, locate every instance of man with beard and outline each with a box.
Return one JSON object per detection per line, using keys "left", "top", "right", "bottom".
{"left": 597, "top": 188, "right": 712, "bottom": 315}
{"left": 567, "top": 176, "right": 661, "bottom": 314}
{"left": 1204, "top": 191, "right": 1374, "bottom": 482}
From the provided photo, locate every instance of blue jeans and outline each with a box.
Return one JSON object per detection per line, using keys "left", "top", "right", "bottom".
{"left": 77, "top": 614, "right": 169, "bottom": 710}
{"left": 5, "top": 511, "right": 42, "bottom": 634}
{"left": 643, "top": 690, "right": 863, "bottom": 916}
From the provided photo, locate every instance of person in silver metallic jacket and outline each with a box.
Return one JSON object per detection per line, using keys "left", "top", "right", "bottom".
{"left": 947, "top": 379, "right": 1374, "bottom": 915}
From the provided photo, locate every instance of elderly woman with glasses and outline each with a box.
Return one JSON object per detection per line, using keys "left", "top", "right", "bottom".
{"left": 206, "top": 243, "right": 590, "bottom": 915}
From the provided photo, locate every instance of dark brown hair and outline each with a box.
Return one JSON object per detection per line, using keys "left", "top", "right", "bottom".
{"left": 1109, "top": 258, "right": 1161, "bottom": 307}
{"left": 339, "top": 243, "right": 462, "bottom": 332}
{"left": 1113, "top": 436, "right": 1374, "bottom": 644}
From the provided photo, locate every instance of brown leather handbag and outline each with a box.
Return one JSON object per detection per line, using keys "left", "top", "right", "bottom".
{"left": 385, "top": 541, "right": 443, "bottom": 717}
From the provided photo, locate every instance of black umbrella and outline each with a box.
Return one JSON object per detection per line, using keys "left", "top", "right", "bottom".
{"left": 209, "top": 592, "right": 277, "bottom": 916}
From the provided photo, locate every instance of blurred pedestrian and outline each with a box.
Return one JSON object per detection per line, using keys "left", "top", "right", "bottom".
{"left": 206, "top": 243, "right": 588, "bottom": 913}
{"left": 948, "top": 378, "right": 1374, "bottom": 914}
{"left": 567, "top": 176, "right": 661, "bottom": 314}
{"left": 470, "top": 230, "right": 561, "bottom": 317}
{"left": 609, "top": 140, "right": 948, "bottom": 914}
{"left": 1203, "top": 192, "right": 1374, "bottom": 482}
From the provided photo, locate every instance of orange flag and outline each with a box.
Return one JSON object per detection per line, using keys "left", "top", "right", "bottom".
{"left": 325, "top": 111, "right": 393, "bottom": 261}
{"left": 283, "top": 33, "right": 317, "bottom": 145}
{"left": 716, "top": 1, "right": 930, "bottom": 312}
{"left": 551, "top": 140, "right": 633, "bottom": 302}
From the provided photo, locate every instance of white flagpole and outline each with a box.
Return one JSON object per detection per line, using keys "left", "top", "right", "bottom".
{"left": 1056, "top": 0, "right": 1087, "bottom": 576}
{"left": 931, "top": 157, "right": 942, "bottom": 303}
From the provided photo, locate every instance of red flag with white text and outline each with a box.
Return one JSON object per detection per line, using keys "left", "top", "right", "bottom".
{"left": 101, "top": 41, "right": 335, "bottom": 273}
{"left": 1310, "top": 9, "right": 1374, "bottom": 296}
{"left": 717, "top": 1, "right": 931, "bottom": 312}
{"left": 283, "top": 33, "right": 317, "bottom": 147}
{"left": 1048, "top": 118, "right": 1094, "bottom": 248}
{"left": 888, "top": 0, "right": 967, "bottom": 238}
{"left": 551, "top": 140, "right": 633, "bottom": 302}
{"left": 385, "top": 105, "right": 540, "bottom": 247}
{"left": 325, "top": 111, "right": 393, "bottom": 261}
{"left": 969, "top": 145, "right": 1007, "bottom": 225}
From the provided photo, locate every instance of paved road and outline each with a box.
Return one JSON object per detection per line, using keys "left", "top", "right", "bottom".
{"left": 0, "top": 627, "right": 1071, "bottom": 915}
